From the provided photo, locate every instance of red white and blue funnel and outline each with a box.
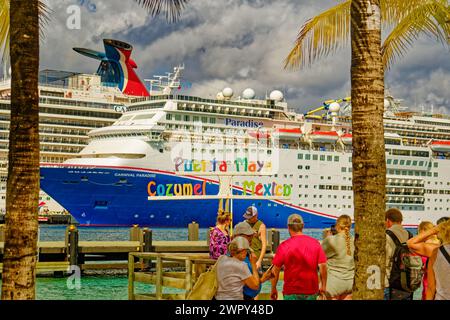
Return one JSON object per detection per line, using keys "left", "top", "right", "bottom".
{"left": 74, "top": 39, "right": 149, "bottom": 97}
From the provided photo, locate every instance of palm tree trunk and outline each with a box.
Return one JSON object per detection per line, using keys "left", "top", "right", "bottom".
{"left": 351, "top": 0, "right": 386, "bottom": 300}
{"left": 1, "top": 0, "right": 40, "bottom": 300}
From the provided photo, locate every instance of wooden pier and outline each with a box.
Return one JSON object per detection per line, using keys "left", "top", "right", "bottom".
{"left": 127, "top": 251, "right": 277, "bottom": 300}
{"left": 0, "top": 224, "right": 281, "bottom": 276}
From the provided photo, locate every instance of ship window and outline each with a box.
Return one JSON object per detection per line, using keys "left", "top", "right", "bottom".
{"left": 313, "top": 155, "right": 318, "bottom": 161}
{"left": 400, "top": 160, "right": 405, "bottom": 165}
{"left": 184, "top": 115, "right": 190, "bottom": 122}
{"left": 166, "top": 114, "right": 172, "bottom": 120}
{"left": 305, "top": 154, "right": 311, "bottom": 160}
{"left": 406, "top": 160, "right": 411, "bottom": 166}
{"left": 412, "top": 161, "right": 417, "bottom": 166}
{"left": 209, "top": 118, "right": 216, "bottom": 124}
{"left": 327, "top": 156, "right": 332, "bottom": 161}
{"left": 434, "top": 162, "right": 438, "bottom": 168}
{"left": 341, "top": 167, "right": 346, "bottom": 172}
{"left": 434, "top": 172, "right": 438, "bottom": 177}
{"left": 175, "top": 114, "right": 181, "bottom": 121}
{"left": 393, "top": 159, "right": 398, "bottom": 165}
{"left": 334, "top": 156, "right": 339, "bottom": 162}
{"left": 298, "top": 154, "right": 303, "bottom": 160}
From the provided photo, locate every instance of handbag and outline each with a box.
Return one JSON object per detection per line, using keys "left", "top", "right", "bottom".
{"left": 186, "top": 260, "right": 219, "bottom": 300}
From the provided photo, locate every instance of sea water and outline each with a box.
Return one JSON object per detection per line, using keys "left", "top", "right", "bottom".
{"left": 2, "top": 226, "right": 420, "bottom": 300}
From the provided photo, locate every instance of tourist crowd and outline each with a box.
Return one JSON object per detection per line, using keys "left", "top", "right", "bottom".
{"left": 207, "top": 205, "right": 450, "bottom": 300}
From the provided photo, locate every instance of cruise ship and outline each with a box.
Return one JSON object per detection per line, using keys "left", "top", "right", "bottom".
{"left": 0, "top": 39, "right": 152, "bottom": 214}
{"left": 39, "top": 40, "right": 450, "bottom": 229}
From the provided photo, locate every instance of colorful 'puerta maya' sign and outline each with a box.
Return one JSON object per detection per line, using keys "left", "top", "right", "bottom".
{"left": 173, "top": 157, "right": 272, "bottom": 173}
{"left": 146, "top": 157, "right": 292, "bottom": 198}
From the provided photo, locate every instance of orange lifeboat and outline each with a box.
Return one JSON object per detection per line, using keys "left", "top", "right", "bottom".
{"left": 273, "top": 128, "right": 302, "bottom": 140}
{"left": 310, "top": 131, "right": 339, "bottom": 143}
{"left": 429, "top": 140, "right": 450, "bottom": 152}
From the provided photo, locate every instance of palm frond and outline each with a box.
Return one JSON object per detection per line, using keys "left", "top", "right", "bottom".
{"left": 38, "top": 0, "right": 51, "bottom": 39}
{"left": 382, "top": 1, "right": 450, "bottom": 69}
{"left": 381, "top": 0, "right": 444, "bottom": 26}
{"left": 0, "top": 0, "right": 50, "bottom": 68}
{"left": 135, "top": 0, "right": 188, "bottom": 23}
{"left": 284, "top": 0, "right": 351, "bottom": 70}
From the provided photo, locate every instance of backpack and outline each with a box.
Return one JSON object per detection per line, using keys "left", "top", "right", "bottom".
{"left": 386, "top": 230, "right": 423, "bottom": 293}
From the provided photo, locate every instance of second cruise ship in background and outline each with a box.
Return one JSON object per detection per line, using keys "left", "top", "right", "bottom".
{"left": 34, "top": 39, "right": 450, "bottom": 229}
{"left": 0, "top": 39, "right": 153, "bottom": 214}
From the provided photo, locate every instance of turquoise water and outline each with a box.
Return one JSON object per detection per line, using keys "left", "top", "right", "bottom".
{"left": 3, "top": 226, "right": 419, "bottom": 300}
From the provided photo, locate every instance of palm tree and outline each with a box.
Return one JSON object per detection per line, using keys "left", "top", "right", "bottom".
{"left": 0, "top": 0, "right": 187, "bottom": 300}
{"left": 1, "top": 0, "right": 41, "bottom": 301}
{"left": 285, "top": 0, "right": 449, "bottom": 300}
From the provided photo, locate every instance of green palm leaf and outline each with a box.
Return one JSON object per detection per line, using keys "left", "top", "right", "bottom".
{"left": 0, "top": 0, "right": 49, "bottom": 68}
{"left": 382, "top": 1, "right": 450, "bottom": 69}
{"left": 135, "top": 0, "right": 189, "bottom": 22}
{"left": 285, "top": 0, "right": 351, "bottom": 69}
{"left": 285, "top": 0, "right": 450, "bottom": 70}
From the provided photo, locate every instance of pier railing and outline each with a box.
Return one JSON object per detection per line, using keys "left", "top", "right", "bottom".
{"left": 128, "top": 252, "right": 215, "bottom": 300}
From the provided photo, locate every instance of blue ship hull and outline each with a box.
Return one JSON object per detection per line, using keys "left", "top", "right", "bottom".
{"left": 39, "top": 165, "right": 338, "bottom": 228}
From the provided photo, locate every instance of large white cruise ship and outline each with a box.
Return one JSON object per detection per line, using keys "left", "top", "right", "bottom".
{"left": 0, "top": 39, "right": 154, "bottom": 214}
{"left": 38, "top": 41, "right": 450, "bottom": 228}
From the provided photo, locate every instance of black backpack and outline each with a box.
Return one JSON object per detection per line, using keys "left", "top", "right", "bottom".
{"left": 386, "top": 230, "right": 423, "bottom": 293}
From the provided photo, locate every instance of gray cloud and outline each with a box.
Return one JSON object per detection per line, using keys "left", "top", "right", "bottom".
{"left": 37, "top": 0, "right": 448, "bottom": 114}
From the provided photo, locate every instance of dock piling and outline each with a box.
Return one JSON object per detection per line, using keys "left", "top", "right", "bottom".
{"left": 0, "top": 224, "right": 4, "bottom": 242}
{"left": 188, "top": 222, "right": 199, "bottom": 241}
{"left": 130, "top": 225, "right": 141, "bottom": 241}
{"left": 142, "top": 228, "right": 153, "bottom": 252}
{"left": 206, "top": 227, "right": 213, "bottom": 246}
{"left": 271, "top": 228, "right": 280, "bottom": 253}
{"left": 66, "top": 225, "right": 79, "bottom": 268}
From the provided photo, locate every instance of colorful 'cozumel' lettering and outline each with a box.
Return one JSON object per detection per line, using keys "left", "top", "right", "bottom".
{"left": 147, "top": 180, "right": 207, "bottom": 197}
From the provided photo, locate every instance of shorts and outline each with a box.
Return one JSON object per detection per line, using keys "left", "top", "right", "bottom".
{"left": 326, "top": 274, "right": 353, "bottom": 298}
{"left": 284, "top": 294, "right": 318, "bottom": 300}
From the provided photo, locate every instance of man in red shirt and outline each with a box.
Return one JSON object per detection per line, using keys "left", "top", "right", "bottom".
{"left": 268, "top": 214, "right": 327, "bottom": 300}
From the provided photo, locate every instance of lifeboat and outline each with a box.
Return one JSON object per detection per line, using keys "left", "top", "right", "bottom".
{"left": 430, "top": 140, "right": 450, "bottom": 152}
{"left": 273, "top": 128, "right": 302, "bottom": 140}
{"left": 38, "top": 216, "right": 49, "bottom": 223}
{"left": 310, "top": 131, "right": 339, "bottom": 143}
{"left": 340, "top": 133, "right": 352, "bottom": 145}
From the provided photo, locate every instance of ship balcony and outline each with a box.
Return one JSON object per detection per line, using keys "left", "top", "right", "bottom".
{"left": 40, "top": 140, "right": 86, "bottom": 147}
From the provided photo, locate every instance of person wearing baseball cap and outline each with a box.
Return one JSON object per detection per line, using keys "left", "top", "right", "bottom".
{"left": 233, "top": 222, "right": 261, "bottom": 300}
{"left": 266, "top": 213, "right": 327, "bottom": 300}
{"left": 243, "top": 206, "right": 267, "bottom": 271}
{"left": 215, "top": 236, "right": 260, "bottom": 300}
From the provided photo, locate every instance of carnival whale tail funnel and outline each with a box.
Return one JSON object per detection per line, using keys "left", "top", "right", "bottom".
{"left": 74, "top": 39, "right": 149, "bottom": 97}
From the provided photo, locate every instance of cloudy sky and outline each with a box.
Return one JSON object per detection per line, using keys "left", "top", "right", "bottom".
{"left": 36, "top": 0, "right": 449, "bottom": 114}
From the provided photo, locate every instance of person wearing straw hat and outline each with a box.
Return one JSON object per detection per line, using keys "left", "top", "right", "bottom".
{"left": 243, "top": 205, "right": 267, "bottom": 271}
